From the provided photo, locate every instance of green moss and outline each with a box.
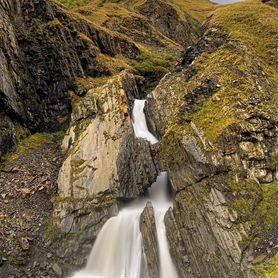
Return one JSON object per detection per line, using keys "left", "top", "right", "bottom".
{"left": 131, "top": 47, "right": 177, "bottom": 77}
{"left": 211, "top": 1, "right": 277, "bottom": 68}
{"left": 187, "top": 14, "right": 202, "bottom": 35}
{"left": 55, "top": 0, "right": 92, "bottom": 8}
{"left": 3, "top": 133, "right": 62, "bottom": 165}
{"left": 97, "top": 0, "right": 123, "bottom": 7}
{"left": 15, "top": 126, "right": 30, "bottom": 142}
{"left": 160, "top": 124, "right": 206, "bottom": 165}
{"left": 269, "top": 146, "right": 278, "bottom": 171}
{"left": 160, "top": 125, "right": 185, "bottom": 165}
{"left": 191, "top": 47, "right": 250, "bottom": 144}
{"left": 75, "top": 76, "right": 110, "bottom": 93}
{"left": 77, "top": 33, "right": 96, "bottom": 46}
{"left": 255, "top": 254, "right": 278, "bottom": 278}
{"left": 96, "top": 54, "right": 131, "bottom": 75}
{"left": 227, "top": 178, "right": 262, "bottom": 220}
{"left": 38, "top": 19, "right": 63, "bottom": 33}
{"left": 57, "top": 116, "right": 68, "bottom": 125}
{"left": 52, "top": 196, "right": 75, "bottom": 205}
{"left": 44, "top": 219, "right": 62, "bottom": 242}
{"left": 257, "top": 181, "right": 278, "bottom": 230}
{"left": 226, "top": 177, "right": 278, "bottom": 249}
{"left": 218, "top": 177, "right": 278, "bottom": 256}
{"left": 52, "top": 195, "right": 115, "bottom": 208}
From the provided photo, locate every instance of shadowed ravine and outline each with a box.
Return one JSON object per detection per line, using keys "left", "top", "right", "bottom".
{"left": 70, "top": 100, "right": 178, "bottom": 278}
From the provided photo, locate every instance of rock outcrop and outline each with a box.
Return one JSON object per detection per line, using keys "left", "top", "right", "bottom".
{"left": 75, "top": 0, "right": 206, "bottom": 50}
{"left": 50, "top": 71, "right": 159, "bottom": 275}
{"left": 140, "top": 201, "right": 160, "bottom": 278}
{"left": 148, "top": 1, "right": 278, "bottom": 277}
{"left": 0, "top": 0, "right": 139, "bottom": 160}
{"left": 137, "top": 0, "right": 197, "bottom": 47}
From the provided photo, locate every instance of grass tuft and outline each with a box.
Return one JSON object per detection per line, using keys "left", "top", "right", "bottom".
{"left": 3, "top": 133, "right": 63, "bottom": 165}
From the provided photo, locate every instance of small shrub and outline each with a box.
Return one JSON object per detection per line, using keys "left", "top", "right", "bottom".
{"left": 131, "top": 49, "right": 176, "bottom": 77}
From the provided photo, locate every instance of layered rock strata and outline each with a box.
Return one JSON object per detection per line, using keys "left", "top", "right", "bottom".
{"left": 147, "top": 3, "right": 278, "bottom": 277}
{"left": 50, "top": 71, "right": 159, "bottom": 275}
{"left": 140, "top": 201, "right": 160, "bottom": 278}
{"left": 0, "top": 0, "right": 139, "bottom": 159}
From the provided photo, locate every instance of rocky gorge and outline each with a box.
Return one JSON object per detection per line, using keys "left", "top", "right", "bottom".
{"left": 0, "top": 0, "right": 277, "bottom": 277}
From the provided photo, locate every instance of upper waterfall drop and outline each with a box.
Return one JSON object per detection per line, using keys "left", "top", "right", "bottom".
{"left": 132, "top": 99, "right": 158, "bottom": 145}
{"left": 70, "top": 99, "right": 178, "bottom": 278}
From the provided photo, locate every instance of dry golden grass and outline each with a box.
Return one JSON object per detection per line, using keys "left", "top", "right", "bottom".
{"left": 211, "top": 0, "right": 278, "bottom": 67}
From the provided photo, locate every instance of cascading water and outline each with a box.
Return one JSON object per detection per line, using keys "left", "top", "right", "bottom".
{"left": 71, "top": 99, "right": 178, "bottom": 278}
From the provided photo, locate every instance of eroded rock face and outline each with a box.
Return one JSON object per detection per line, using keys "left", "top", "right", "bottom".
{"left": 147, "top": 13, "right": 277, "bottom": 278}
{"left": 138, "top": 0, "right": 197, "bottom": 47}
{"left": 140, "top": 201, "right": 160, "bottom": 278}
{"left": 0, "top": 0, "right": 139, "bottom": 159}
{"left": 165, "top": 176, "right": 247, "bottom": 278}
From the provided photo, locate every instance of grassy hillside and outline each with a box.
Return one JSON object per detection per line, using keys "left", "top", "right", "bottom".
{"left": 55, "top": 0, "right": 92, "bottom": 7}
{"left": 53, "top": 0, "right": 214, "bottom": 86}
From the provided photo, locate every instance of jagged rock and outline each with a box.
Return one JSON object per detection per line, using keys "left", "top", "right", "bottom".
{"left": 138, "top": 0, "right": 196, "bottom": 47}
{"left": 57, "top": 72, "right": 158, "bottom": 202}
{"left": 165, "top": 177, "right": 247, "bottom": 278}
{"left": 51, "top": 72, "right": 158, "bottom": 274}
{"left": 164, "top": 208, "right": 193, "bottom": 278}
{"left": 18, "top": 237, "right": 29, "bottom": 251}
{"left": 140, "top": 201, "right": 159, "bottom": 278}
{"left": 117, "top": 136, "right": 159, "bottom": 198}
{"left": 0, "top": 0, "right": 139, "bottom": 160}
{"left": 252, "top": 255, "right": 267, "bottom": 265}
{"left": 148, "top": 6, "right": 277, "bottom": 277}
{"left": 18, "top": 188, "right": 31, "bottom": 198}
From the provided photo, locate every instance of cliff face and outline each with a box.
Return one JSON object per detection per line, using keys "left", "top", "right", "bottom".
{"left": 147, "top": 1, "right": 277, "bottom": 277}
{"left": 74, "top": 0, "right": 204, "bottom": 50}
{"left": 0, "top": 0, "right": 139, "bottom": 159}
{"left": 49, "top": 72, "right": 159, "bottom": 275}
{"left": 0, "top": 0, "right": 211, "bottom": 161}
{"left": 0, "top": 0, "right": 277, "bottom": 277}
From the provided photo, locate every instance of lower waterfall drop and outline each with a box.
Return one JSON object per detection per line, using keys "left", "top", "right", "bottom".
{"left": 71, "top": 99, "right": 178, "bottom": 278}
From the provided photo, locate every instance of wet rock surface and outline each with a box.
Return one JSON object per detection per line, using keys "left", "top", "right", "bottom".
{"left": 47, "top": 72, "right": 159, "bottom": 276}
{"left": 140, "top": 201, "right": 159, "bottom": 278}
{"left": 165, "top": 176, "right": 246, "bottom": 278}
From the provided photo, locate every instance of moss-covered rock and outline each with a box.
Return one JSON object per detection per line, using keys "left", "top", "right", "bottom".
{"left": 0, "top": 0, "right": 140, "bottom": 162}
{"left": 254, "top": 254, "right": 278, "bottom": 278}
{"left": 148, "top": 1, "right": 277, "bottom": 277}
{"left": 2, "top": 132, "right": 64, "bottom": 165}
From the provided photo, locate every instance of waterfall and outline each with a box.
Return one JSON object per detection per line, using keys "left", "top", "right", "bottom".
{"left": 132, "top": 100, "right": 158, "bottom": 145}
{"left": 71, "top": 99, "right": 177, "bottom": 278}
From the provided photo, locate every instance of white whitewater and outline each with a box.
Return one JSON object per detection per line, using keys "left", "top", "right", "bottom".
{"left": 71, "top": 99, "right": 178, "bottom": 278}
{"left": 132, "top": 99, "right": 158, "bottom": 145}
